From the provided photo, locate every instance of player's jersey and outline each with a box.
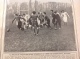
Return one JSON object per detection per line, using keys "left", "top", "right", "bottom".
{"left": 30, "top": 14, "right": 38, "bottom": 27}
{"left": 31, "top": 14, "right": 38, "bottom": 22}
{"left": 44, "top": 15, "right": 50, "bottom": 22}
{"left": 55, "top": 13, "right": 61, "bottom": 21}
{"left": 14, "top": 16, "right": 21, "bottom": 22}
{"left": 52, "top": 13, "right": 56, "bottom": 19}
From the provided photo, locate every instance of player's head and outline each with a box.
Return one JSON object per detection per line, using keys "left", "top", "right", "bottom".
{"left": 23, "top": 14, "right": 25, "bottom": 16}
{"left": 38, "top": 12, "right": 40, "bottom": 14}
{"left": 51, "top": 10, "right": 53, "bottom": 12}
{"left": 19, "top": 15, "right": 21, "bottom": 16}
{"left": 61, "top": 10, "right": 64, "bottom": 13}
{"left": 15, "top": 14, "right": 18, "bottom": 16}
{"left": 32, "top": 11, "right": 36, "bottom": 14}
{"left": 54, "top": 11, "right": 57, "bottom": 13}
{"left": 43, "top": 12, "right": 46, "bottom": 15}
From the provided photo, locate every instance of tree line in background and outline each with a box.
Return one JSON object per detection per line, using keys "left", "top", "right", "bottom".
{"left": 6, "top": 0, "right": 72, "bottom": 19}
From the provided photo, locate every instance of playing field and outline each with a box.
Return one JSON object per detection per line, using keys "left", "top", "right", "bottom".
{"left": 4, "top": 14, "right": 76, "bottom": 52}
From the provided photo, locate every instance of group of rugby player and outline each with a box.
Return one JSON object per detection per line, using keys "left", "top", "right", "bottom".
{"left": 10, "top": 10, "right": 70, "bottom": 35}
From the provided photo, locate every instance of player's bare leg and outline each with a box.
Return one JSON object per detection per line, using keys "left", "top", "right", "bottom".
{"left": 33, "top": 27, "right": 36, "bottom": 35}
{"left": 36, "top": 27, "right": 39, "bottom": 35}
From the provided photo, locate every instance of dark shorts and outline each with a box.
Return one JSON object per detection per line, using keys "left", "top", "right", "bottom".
{"left": 17, "top": 21, "right": 22, "bottom": 29}
{"left": 52, "top": 18, "right": 56, "bottom": 24}
{"left": 32, "top": 21, "right": 39, "bottom": 27}
{"left": 28, "top": 19, "right": 32, "bottom": 25}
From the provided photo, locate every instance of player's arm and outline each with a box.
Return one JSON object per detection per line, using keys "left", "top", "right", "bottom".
{"left": 12, "top": 18, "right": 16, "bottom": 23}
{"left": 66, "top": 12, "right": 70, "bottom": 18}
{"left": 57, "top": 12, "right": 60, "bottom": 17}
{"left": 60, "top": 14, "right": 63, "bottom": 21}
{"left": 21, "top": 18, "right": 26, "bottom": 21}
{"left": 60, "top": 13, "right": 63, "bottom": 17}
{"left": 57, "top": 13, "right": 62, "bottom": 20}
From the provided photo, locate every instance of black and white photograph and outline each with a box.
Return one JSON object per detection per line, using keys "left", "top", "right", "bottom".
{"left": 4, "top": 0, "right": 77, "bottom": 52}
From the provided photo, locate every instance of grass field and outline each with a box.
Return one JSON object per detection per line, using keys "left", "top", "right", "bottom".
{"left": 4, "top": 14, "right": 76, "bottom": 52}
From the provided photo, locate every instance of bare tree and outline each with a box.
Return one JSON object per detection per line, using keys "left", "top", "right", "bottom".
{"left": 29, "top": 0, "right": 32, "bottom": 15}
